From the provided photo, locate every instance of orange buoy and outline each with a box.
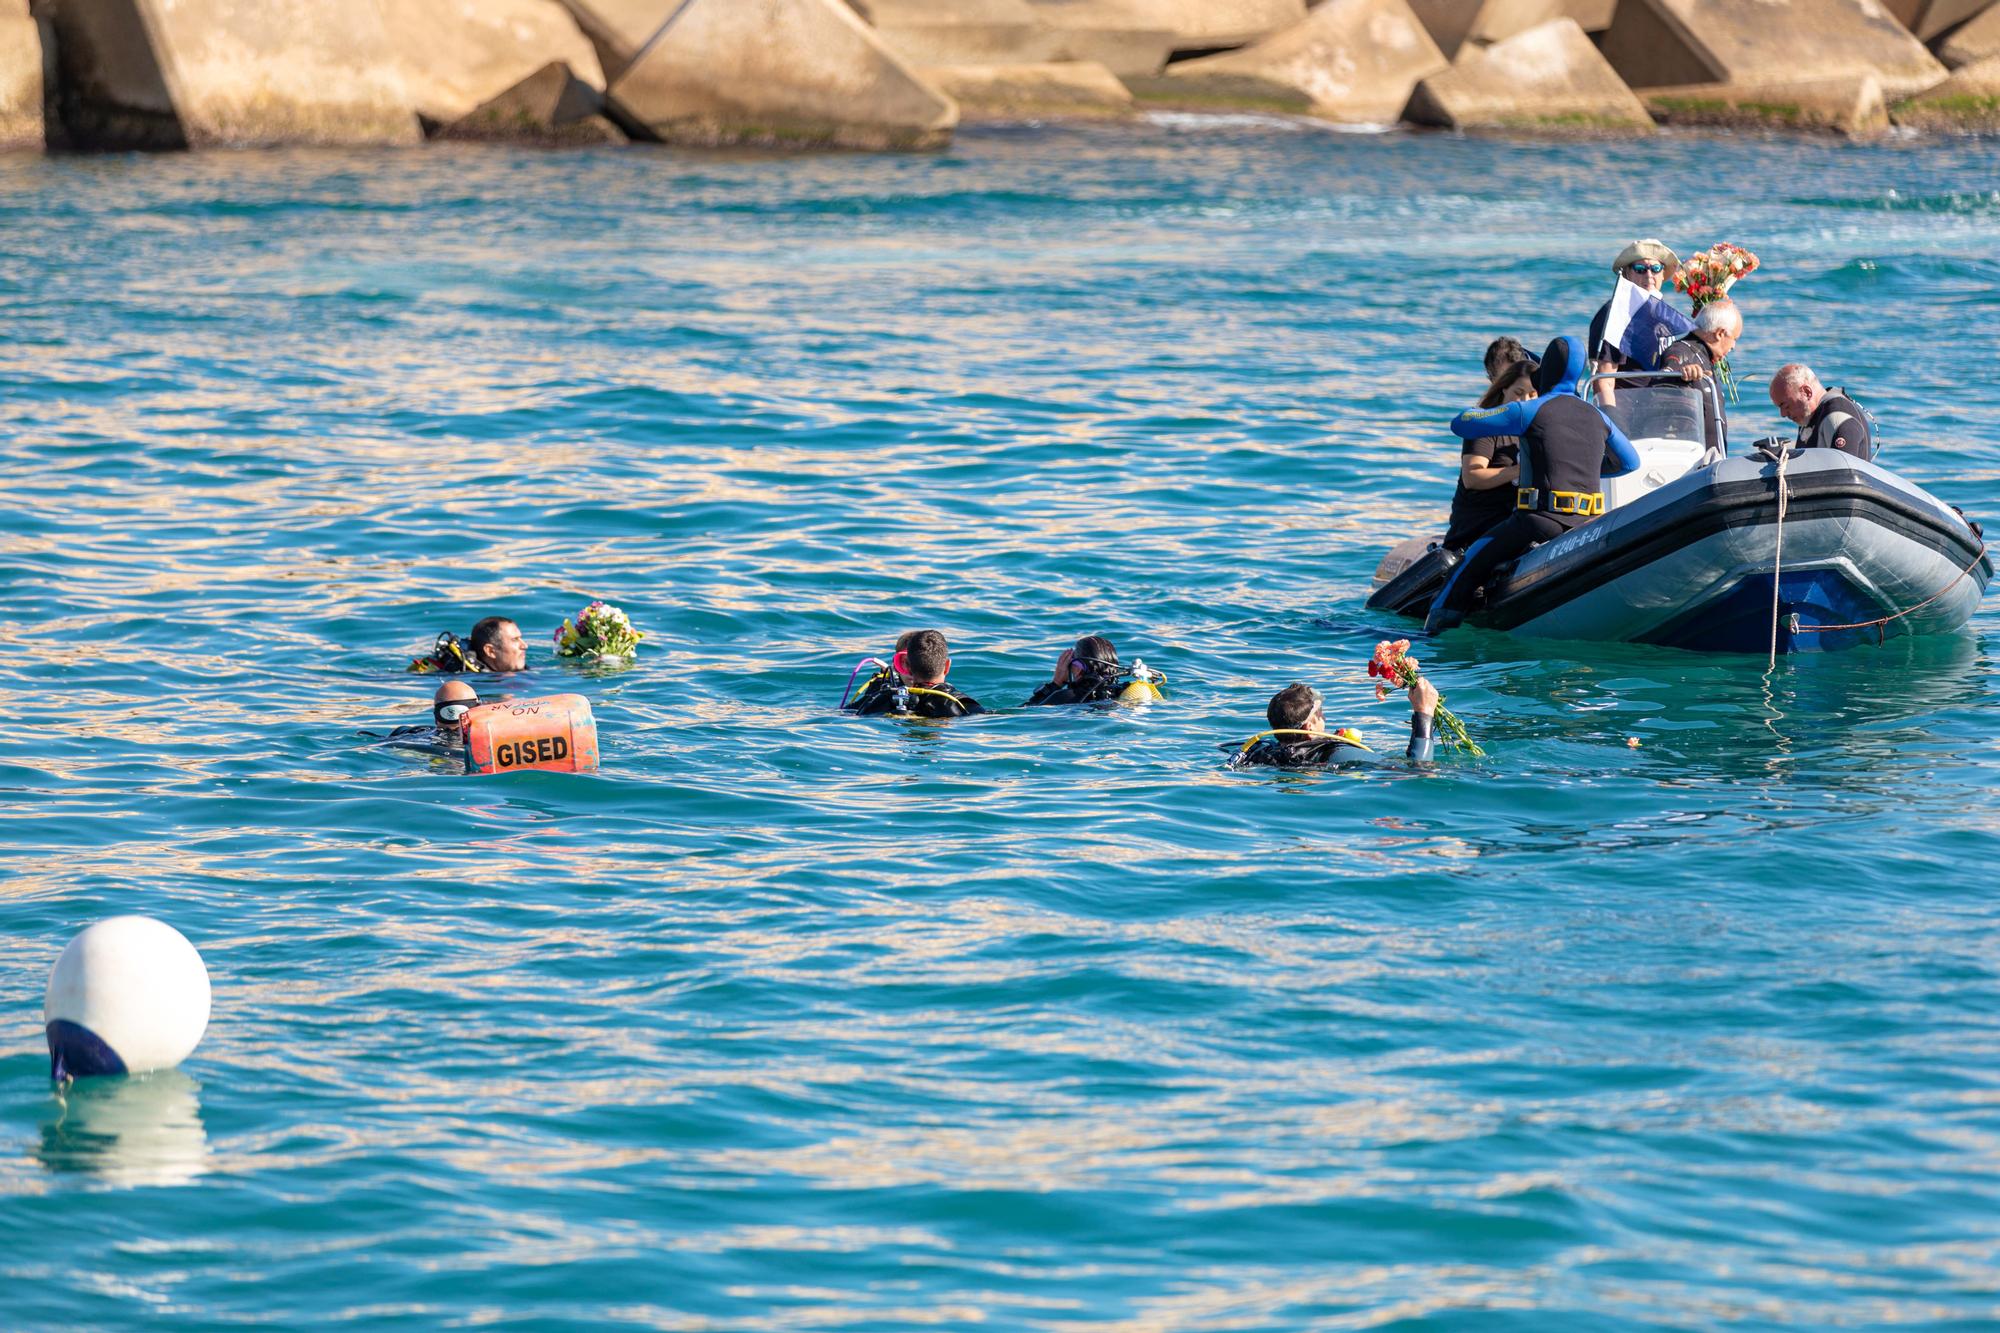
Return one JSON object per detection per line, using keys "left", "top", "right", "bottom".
{"left": 462, "top": 695, "right": 599, "bottom": 776}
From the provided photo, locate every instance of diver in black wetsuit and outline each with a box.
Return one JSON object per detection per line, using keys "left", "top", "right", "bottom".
{"left": 1770, "top": 364, "right": 1874, "bottom": 460}
{"left": 1425, "top": 335, "right": 1641, "bottom": 635}
{"left": 409, "top": 616, "right": 527, "bottom": 674}
{"left": 843, "top": 628, "right": 984, "bottom": 718}
{"left": 1025, "top": 635, "right": 1126, "bottom": 706}
{"left": 1232, "top": 676, "right": 1439, "bottom": 769}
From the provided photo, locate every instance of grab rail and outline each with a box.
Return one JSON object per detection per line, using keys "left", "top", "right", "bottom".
{"left": 1584, "top": 369, "right": 1729, "bottom": 456}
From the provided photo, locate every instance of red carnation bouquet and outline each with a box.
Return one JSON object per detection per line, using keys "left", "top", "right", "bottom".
{"left": 1673, "top": 242, "right": 1759, "bottom": 308}
{"left": 1368, "top": 639, "right": 1483, "bottom": 757}
{"left": 1674, "top": 242, "right": 1760, "bottom": 401}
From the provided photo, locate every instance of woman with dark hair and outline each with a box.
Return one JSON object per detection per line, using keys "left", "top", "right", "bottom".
{"left": 1441, "top": 360, "right": 1535, "bottom": 553}
{"left": 1026, "top": 635, "right": 1126, "bottom": 706}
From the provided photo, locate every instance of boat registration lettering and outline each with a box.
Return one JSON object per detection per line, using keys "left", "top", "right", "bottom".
{"left": 1548, "top": 524, "right": 1608, "bottom": 560}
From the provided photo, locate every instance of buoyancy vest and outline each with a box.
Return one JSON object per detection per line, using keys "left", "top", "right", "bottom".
{"left": 845, "top": 671, "right": 984, "bottom": 718}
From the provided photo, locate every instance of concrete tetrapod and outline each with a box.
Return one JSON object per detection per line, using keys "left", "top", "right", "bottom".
{"left": 382, "top": 0, "right": 607, "bottom": 130}
{"left": 607, "top": 0, "right": 955, "bottom": 150}
{"left": 1404, "top": 0, "right": 1616, "bottom": 59}
{"left": 851, "top": 0, "right": 1061, "bottom": 66}
{"left": 438, "top": 62, "right": 626, "bottom": 146}
{"left": 1152, "top": 0, "right": 1308, "bottom": 48}
{"left": 1024, "top": 1, "right": 1178, "bottom": 75}
{"left": 1644, "top": 72, "right": 1890, "bottom": 133}
{"left": 1403, "top": 17, "right": 1653, "bottom": 131}
{"left": 43, "top": 0, "right": 419, "bottom": 149}
{"left": 1599, "top": 0, "right": 1948, "bottom": 101}
{"left": 1161, "top": 0, "right": 1447, "bottom": 122}
{"left": 925, "top": 60, "right": 1134, "bottom": 118}
{"left": 1880, "top": 0, "right": 1994, "bottom": 43}
{"left": 1938, "top": 3, "right": 2000, "bottom": 66}
{"left": 1892, "top": 54, "right": 2000, "bottom": 125}
{"left": 0, "top": 3, "right": 40, "bottom": 150}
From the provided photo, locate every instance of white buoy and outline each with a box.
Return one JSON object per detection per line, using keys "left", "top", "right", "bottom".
{"left": 44, "top": 916, "right": 210, "bottom": 1082}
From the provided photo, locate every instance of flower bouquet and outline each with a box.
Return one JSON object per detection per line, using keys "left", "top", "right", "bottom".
{"left": 1674, "top": 242, "right": 1760, "bottom": 402}
{"left": 553, "top": 600, "right": 645, "bottom": 663}
{"left": 1673, "top": 242, "right": 1759, "bottom": 309}
{"left": 1367, "top": 638, "right": 1483, "bottom": 757}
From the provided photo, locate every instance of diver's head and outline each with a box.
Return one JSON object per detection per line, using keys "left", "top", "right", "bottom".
{"left": 1534, "top": 337, "right": 1577, "bottom": 396}
{"left": 900, "top": 629, "right": 951, "bottom": 687}
{"left": 1612, "top": 239, "right": 1680, "bottom": 294}
{"left": 1267, "top": 682, "right": 1324, "bottom": 735}
{"left": 1479, "top": 360, "right": 1538, "bottom": 409}
{"left": 470, "top": 616, "right": 525, "bottom": 673}
{"left": 432, "top": 679, "right": 478, "bottom": 728}
{"left": 1695, "top": 299, "right": 1742, "bottom": 359}
{"left": 1769, "top": 363, "right": 1823, "bottom": 424}
{"left": 1067, "top": 634, "right": 1120, "bottom": 683}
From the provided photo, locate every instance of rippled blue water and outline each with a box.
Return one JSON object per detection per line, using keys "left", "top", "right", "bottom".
{"left": 3, "top": 121, "right": 1999, "bottom": 1329}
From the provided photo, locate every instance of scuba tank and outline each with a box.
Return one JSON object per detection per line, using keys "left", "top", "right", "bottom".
{"left": 408, "top": 630, "right": 481, "bottom": 674}
{"left": 1117, "top": 658, "right": 1167, "bottom": 703}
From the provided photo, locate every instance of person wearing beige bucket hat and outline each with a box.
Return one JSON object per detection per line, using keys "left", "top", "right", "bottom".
{"left": 1588, "top": 239, "right": 1683, "bottom": 408}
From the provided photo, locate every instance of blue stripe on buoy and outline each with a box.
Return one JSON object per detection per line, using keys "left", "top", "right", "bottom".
{"left": 46, "top": 1020, "right": 126, "bottom": 1082}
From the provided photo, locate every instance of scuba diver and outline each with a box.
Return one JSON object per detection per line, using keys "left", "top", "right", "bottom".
{"left": 362, "top": 680, "right": 480, "bottom": 755}
{"left": 1231, "top": 674, "right": 1440, "bottom": 769}
{"left": 1769, "top": 364, "right": 1875, "bottom": 461}
{"left": 409, "top": 616, "right": 527, "bottom": 674}
{"left": 1024, "top": 635, "right": 1167, "bottom": 706}
{"left": 1425, "top": 335, "right": 1640, "bottom": 635}
{"left": 841, "top": 629, "right": 984, "bottom": 718}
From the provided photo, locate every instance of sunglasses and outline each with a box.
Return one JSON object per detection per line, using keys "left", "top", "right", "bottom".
{"left": 1627, "top": 262, "right": 1665, "bottom": 274}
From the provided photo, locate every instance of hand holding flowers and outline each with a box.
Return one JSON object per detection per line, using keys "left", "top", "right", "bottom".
{"left": 1367, "top": 638, "right": 1483, "bottom": 757}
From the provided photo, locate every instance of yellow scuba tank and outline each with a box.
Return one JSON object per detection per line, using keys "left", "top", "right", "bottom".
{"left": 1118, "top": 659, "right": 1166, "bottom": 703}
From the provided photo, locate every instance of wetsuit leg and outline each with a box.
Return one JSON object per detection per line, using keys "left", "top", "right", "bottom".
{"left": 1424, "top": 512, "right": 1566, "bottom": 634}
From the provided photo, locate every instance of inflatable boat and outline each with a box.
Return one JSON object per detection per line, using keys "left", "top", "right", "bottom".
{"left": 1368, "top": 383, "right": 1990, "bottom": 653}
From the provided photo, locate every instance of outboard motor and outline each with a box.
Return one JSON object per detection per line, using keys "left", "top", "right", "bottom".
{"left": 1366, "top": 544, "right": 1461, "bottom": 619}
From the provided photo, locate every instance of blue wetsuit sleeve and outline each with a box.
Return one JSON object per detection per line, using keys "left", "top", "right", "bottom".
{"left": 1451, "top": 398, "right": 1538, "bottom": 441}
{"left": 1600, "top": 414, "right": 1640, "bottom": 476}
{"left": 1406, "top": 713, "right": 1436, "bottom": 765}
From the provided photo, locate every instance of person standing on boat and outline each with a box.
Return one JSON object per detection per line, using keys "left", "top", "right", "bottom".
{"left": 1769, "top": 364, "right": 1874, "bottom": 460}
{"left": 1655, "top": 300, "right": 1743, "bottom": 450}
{"left": 1588, "top": 240, "right": 1681, "bottom": 409}
{"left": 1425, "top": 336, "right": 1640, "bottom": 635}
{"left": 1442, "top": 360, "right": 1534, "bottom": 553}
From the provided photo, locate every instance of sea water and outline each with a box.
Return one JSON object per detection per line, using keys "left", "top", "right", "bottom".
{"left": 1, "top": 122, "right": 1997, "bottom": 1329}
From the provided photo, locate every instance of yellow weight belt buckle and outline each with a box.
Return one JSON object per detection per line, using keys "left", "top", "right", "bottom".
{"left": 1517, "top": 488, "right": 1605, "bottom": 517}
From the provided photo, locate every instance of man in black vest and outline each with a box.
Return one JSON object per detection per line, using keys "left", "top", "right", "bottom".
{"left": 1656, "top": 299, "right": 1743, "bottom": 451}
{"left": 1769, "top": 364, "right": 1874, "bottom": 460}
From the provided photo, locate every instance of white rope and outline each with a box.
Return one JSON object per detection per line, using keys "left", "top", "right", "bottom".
{"left": 1767, "top": 446, "right": 1792, "bottom": 670}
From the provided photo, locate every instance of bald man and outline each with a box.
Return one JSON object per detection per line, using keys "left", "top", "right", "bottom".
{"left": 363, "top": 679, "right": 480, "bottom": 753}
{"left": 1770, "top": 364, "right": 1873, "bottom": 461}
{"left": 431, "top": 679, "right": 479, "bottom": 734}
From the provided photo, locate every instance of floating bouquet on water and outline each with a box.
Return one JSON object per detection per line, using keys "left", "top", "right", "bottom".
{"left": 1368, "top": 638, "right": 1483, "bottom": 757}
{"left": 1673, "top": 242, "right": 1760, "bottom": 401}
{"left": 554, "top": 600, "right": 645, "bottom": 662}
